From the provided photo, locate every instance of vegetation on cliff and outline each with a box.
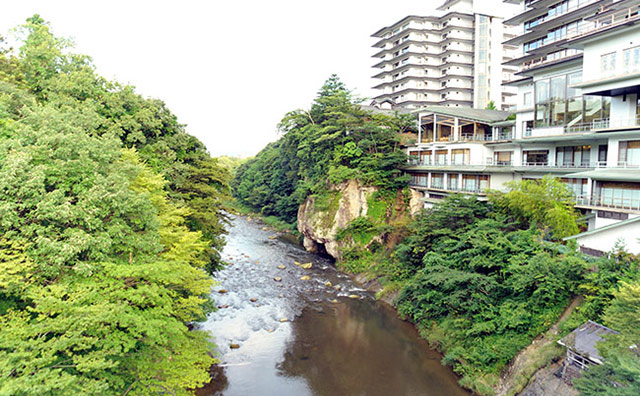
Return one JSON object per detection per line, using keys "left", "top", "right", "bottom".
{"left": 233, "top": 75, "right": 414, "bottom": 224}
{"left": 0, "top": 16, "right": 229, "bottom": 395}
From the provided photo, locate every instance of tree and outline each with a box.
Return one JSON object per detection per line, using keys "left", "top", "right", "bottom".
{"left": 575, "top": 281, "right": 640, "bottom": 395}
{"left": 490, "top": 175, "right": 580, "bottom": 239}
{"left": 485, "top": 100, "right": 497, "bottom": 110}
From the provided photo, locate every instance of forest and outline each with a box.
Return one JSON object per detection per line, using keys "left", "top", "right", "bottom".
{"left": 234, "top": 79, "right": 640, "bottom": 396}
{"left": 0, "top": 16, "right": 230, "bottom": 395}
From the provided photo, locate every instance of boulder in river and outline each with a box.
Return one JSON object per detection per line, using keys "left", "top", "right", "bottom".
{"left": 250, "top": 297, "right": 258, "bottom": 302}
{"left": 279, "top": 318, "right": 288, "bottom": 322}
{"left": 230, "top": 343, "right": 240, "bottom": 349}
{"left": 300, "top": 275, "right": 311, "bottom": 281}
{"left": 273, "top": 277, "right": 282, "bottom": 282}
{"left": 348, "top": 294, "right": 360, "bottom": 299}
{"left": 300, "top": 262, "right": 312, "bottom": 269}
{"left": 325, "top": 281, "right": 332, "bottom": 287}
{"left": 277, "top": 265, "right": 286, "bottom": 269}
{"left": 218, "top": 289, "right": 228, "bottom": 294}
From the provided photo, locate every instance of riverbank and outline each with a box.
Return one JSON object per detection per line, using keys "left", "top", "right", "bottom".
{"left": 196, "top": 215, "right": 470, "bottom": 396}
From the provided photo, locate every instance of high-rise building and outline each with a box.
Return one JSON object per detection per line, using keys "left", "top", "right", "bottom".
{"left": 402, "top": 0, "right": 640, "bottom": 255}
{"left": 370, "top": 0, "right": 519, "bottom": 110}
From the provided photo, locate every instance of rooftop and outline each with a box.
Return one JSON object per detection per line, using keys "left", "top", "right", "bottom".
{"left": 414, "top": 106, "right": 511, "bottom": 123}
{"left": 558, "top": 321, "right": 618, "bottom": 364}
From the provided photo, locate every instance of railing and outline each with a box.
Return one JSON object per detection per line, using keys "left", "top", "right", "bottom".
{"left": 576, "top": 195, "right": 640, "bottom": 211}
{"left": 496, "top": 133, "right": 513, "bottom": 141}
{"left": 591, "top": 116, "right": 640, "bottom": 130}
{"left": 407, "top": 158, "right": 597, "bottom": 168}
{"left": 524, "top": 128, "right": 533, "bottom": 137}
{"left": 571, "top": 5, "right": 640, "bottom": 42}
{"left": 522, "top": 0, "right": 601, "bottom": 34}
{"left": 460, "top": 135, "right": 493, "bottom": 142}
{"left": 595, "top": 161, "right": 640, "bottom": 168}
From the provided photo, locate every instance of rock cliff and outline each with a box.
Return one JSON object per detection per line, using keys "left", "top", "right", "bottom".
{"left": 297, "top": 180, "right": 423, "bottom": 260}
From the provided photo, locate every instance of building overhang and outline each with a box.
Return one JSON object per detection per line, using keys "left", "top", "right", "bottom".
{"left": 563, "top": 169, "right": 640, "bottom": 183}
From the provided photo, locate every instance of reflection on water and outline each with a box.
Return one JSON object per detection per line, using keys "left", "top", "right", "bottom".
{"left": 196, "top": 216, "right": 469, "bottom": 396}
{"left": 278, "top": 300, "right": 468, "bottom": 396}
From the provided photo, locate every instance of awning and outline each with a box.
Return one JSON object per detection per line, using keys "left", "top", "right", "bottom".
{"left": 563, "top": 169, "right": 640, "bottom": 182}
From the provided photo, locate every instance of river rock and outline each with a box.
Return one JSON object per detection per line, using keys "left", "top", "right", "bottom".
{"left": 218, "top": 289, "right": 228, "bottom": 294}
{"left": 230, "top": 343, "right": 240, "bottom": 349}
{"left": 273, "top": 277, "right": 282, "bottom": 282}
{"left": 277, "top": 265, "right": 286, "bottom": 269}
{"left": 300, "top": 262, "right": 312, "bottom": 269}
{"left": 348, "top": 294, "right": 360, "bottom": 299}
{"left": 250, "top": 297, "right": 258, "bottom": 302}
{"left": 325, "top": 281, "right": 332, "bottom": 287}
{"left": 218, "top": 304, "right": 229, "bottom": 309}
{"left": 279, "top": 318, "right": 288, "bottom": 322}
{"left": 331, "top": 299, "right": 339, "bottom": 304}
{"left": 300, "top": 275, "right": 311, "bottom": 281}
{"left": 262, "top": 227, "right": 268, "bottom": 231}
{"left": 294, "top": 261, "right": 301, "bottom": 266}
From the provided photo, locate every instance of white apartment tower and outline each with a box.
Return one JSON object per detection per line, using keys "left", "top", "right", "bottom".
{"left": 371, "top": 0, "right": 519, "bottom": 110}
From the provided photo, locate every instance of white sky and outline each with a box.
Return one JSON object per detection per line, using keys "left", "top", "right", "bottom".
{"left": 1, "top": 1, "right": 436, "bottom": 157}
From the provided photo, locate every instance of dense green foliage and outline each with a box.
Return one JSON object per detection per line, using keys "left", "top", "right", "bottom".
{"left": 575, "top": 281, "right": 640, "bottom": 395}
{"left": 0, "top": 16, "right": 229, "bottom": 395}
{"left": 489, "top": 175, "right": 580, "bottom": 239}
{"left": 233, "top": 75, "right": 414, "bottom": 223}
{"left": 391, "top": 195, "right": 584, "bottom": 393}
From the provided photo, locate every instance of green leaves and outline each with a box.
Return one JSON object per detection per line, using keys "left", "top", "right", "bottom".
{"left": 233, "top": 75, "right": 410, "bottom": 223}
{"left": 0, "top": 16, "right": 228, "bottom": 395}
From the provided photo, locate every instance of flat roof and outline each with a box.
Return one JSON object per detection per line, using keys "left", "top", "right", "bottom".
{"left": 563, "top": 169, "right": 640, "bottom": 182}
{"left": 558, "top": 321, "right": 617, "bottom": 364}
{"left": 414, "top": 106, "right": 511, "bottom": 123}
{"left": 565, "top": 215, "right": 640, "bottom": 241}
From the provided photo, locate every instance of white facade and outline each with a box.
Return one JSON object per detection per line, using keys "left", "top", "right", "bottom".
{"left": 371, "top": 0, "right": 518, "bottom": 110}
{"left": 403, "top": 0, "right": 640, "bottom": 255}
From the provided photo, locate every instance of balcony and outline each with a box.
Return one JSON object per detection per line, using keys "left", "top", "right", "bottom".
{"left": 591, "top": 117, "right": 640, "bottom": 131}
{"left": 576, "top": 195, "right": 640, "bottom": 212}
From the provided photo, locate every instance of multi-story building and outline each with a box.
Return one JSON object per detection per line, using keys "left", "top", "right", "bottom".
{"left": 404, "top": 0, "right": 640, "bottom": 255}
{"left": 370, "top": 0, "right": 519, "bottom": 111}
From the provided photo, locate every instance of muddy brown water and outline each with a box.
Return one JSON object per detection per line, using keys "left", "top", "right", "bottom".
{"left": 196, "top": 215, "right": 470, "bottom": 396}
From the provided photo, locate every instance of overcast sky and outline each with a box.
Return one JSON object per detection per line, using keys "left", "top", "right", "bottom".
{"left": 1, "top": 1, "right": 436, "bottom": 157}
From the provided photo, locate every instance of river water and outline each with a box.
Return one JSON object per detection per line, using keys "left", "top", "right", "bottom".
{"left": 196, "top": 215, "right": 470, "bottom": 396}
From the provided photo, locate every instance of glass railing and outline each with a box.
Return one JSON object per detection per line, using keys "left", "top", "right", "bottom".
{"left": 576, "top": 195, "right": 640, "bottom": 211}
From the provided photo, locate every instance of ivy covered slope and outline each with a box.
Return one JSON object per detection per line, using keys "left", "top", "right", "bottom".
{"left": 233, "top": 75, "right": 414, "bottom": 225}
{"left": 0, "top": 16, "right": 229, "bottom": 395}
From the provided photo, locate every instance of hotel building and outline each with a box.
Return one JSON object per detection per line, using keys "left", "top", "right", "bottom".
{"left": 370, "top": 0, "right": 519, "bottom": 110}
{"left": 403, "top": 0, "right": 640, "bottom": 255}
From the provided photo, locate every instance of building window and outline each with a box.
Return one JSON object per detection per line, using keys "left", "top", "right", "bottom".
{"left": 435, "top": 150, "right": 448, "bottom": 164}
{"left": 524, "top": 150, "right": 548, "bottom": 166}
{"left": 494, "top": 151, "right": 513, "bottom": 166}
{"left": 556, "top": 146, "right": 591, "bottom": 167}
{"left": 561, "top": 178, "right": 587, "bottom": 196}
{"left": 462, "top": 174, "right": 489, "bottom": 192}
{"left": 523, "top": 92, "right": 532, "bottom": 107}
{"left": 619, "top": 140, "right": 640, "bottom": 166}
{"left": 623, "top": 46, "right": 640, "bottom": 73}
{"left": 601, "top": 52, "right": 617, "bottom": 76}
{"left": 448, "top": 174, "right": 459, "bottom": 190}
{"left": 431, "top": 173, "right": 444, "bottom": 189}
{"left": 451, "top": 149, "right": 470, "bottom": 165}
{"left": 597, "top": 182, "right": 640, "bottom": 209}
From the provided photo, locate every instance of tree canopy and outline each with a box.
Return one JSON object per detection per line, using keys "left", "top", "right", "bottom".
{"left": 233, "top": 74, "right": 414, "bottom": 223}
{"left": 0, "top": 16, "right": 228, "bottom": 394}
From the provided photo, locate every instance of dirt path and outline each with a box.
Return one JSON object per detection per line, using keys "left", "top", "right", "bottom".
{"left": 494, "top": 296, "right": 583, "bottom": 396}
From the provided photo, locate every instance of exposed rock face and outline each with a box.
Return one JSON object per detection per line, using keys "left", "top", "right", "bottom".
{"left": 408, "top": 188, "right": 424, "bottom": 216}
{"left": 297, "top": 179, "right": 376, "bottom": 260}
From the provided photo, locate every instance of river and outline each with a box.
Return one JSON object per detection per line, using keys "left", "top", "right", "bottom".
{"left": 196, "top": 215, "right": 470, "bottom": 396}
